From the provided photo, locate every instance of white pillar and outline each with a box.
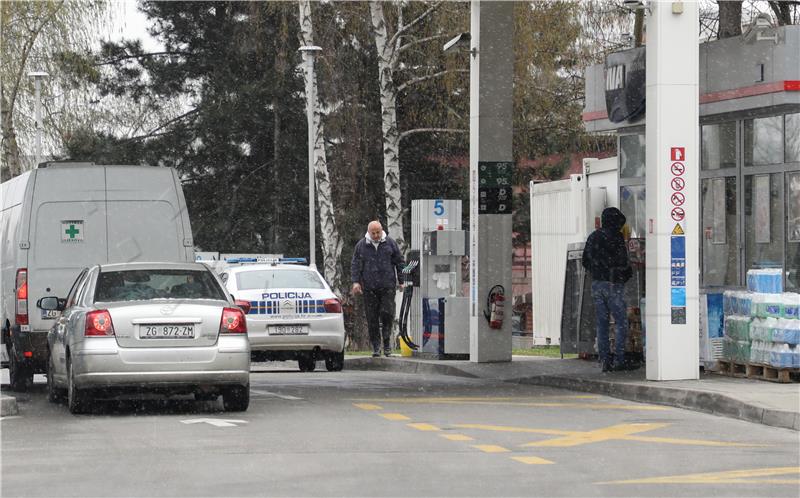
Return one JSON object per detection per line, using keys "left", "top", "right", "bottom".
{"left": 469, "top": 1, "right": 514, "bottom": 363}
{"left": 645, "top": 0, "right": 700, "bottom": 380}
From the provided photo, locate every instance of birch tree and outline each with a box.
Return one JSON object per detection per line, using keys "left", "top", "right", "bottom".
{"left": 1, "top": 0, "right": 111, "bottom": 180}
{"left": 298, "top": 0, "right": 345, "bottom": 297}
{"left": 369, "top": 1, "right": 468, "bottom": 253}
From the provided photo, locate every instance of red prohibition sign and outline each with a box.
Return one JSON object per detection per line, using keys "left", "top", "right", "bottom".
{"left": 671, "top": 207, "right": 685, "bottom": 221}
{"left": 671, "top": 177, "right": 685, "bottom": 191}
{"left": 671, "top": 162, "right": 685, "bottom": 176}
{"left": 671, "top": 191, "right": 686, "bottom": 206}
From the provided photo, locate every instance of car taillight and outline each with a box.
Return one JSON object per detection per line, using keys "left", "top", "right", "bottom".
{"left": 219, "top": 307, "right": 247, "bottom": 334}
{"left": 15, "top": 268, "right": 28, "bottom": 325}
{"left": 85, "top": 310, "right": 115, "bottom": 336}
{"left": 324, "top": 298, "right": 342, "bottom": 313}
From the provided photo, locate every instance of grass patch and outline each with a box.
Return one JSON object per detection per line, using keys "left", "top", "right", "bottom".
{"left": 513, "top": 346, "right": 577, "bottom": 359}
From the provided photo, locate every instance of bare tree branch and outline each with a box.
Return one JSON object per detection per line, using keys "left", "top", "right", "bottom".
{"left": 388, "top": 1, "right": 442, "bottom": 50}
{"left": 398, "top": 34, "right": 450, "bottom": 54}
{"left": 399, "top": 127, "right": 467, "bottom": 142}
{"left": 397, "top": 68, "right": 468, "bottom": 92}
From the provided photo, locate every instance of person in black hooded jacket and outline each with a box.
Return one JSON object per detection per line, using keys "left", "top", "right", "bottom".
{"left": 582, "top": 207, "right": 633, "bottom": 372}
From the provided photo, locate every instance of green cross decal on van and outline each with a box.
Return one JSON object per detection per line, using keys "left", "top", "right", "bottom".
{"left": 61, "top": 220, "right": 84, "bottom": 242}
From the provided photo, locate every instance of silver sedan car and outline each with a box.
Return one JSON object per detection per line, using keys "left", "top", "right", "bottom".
{"left": 38, "top": 262, "right": 251, "bottom": 414}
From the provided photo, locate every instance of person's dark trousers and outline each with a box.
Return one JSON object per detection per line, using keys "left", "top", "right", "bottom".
{"left": 591, "top": 280, "right": 628, "bottom": 370}
{"left": 363, "top": 288, "right": 396, "bottom": 354}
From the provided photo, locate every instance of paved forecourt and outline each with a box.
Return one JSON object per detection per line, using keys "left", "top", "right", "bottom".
{"left": 2, "top": 368, "right": 798, "bottom": 497}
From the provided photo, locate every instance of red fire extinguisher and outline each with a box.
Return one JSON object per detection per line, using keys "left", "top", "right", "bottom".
{"left": 484, "top": 285, "right": 505, "bottom": 330}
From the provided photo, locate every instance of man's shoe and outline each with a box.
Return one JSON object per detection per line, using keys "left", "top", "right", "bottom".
{"left": 372, "top": 352, "right": 380, "bottom": 358}
{"left": 384, "top": 349, "right": 392, "bottom": 357}
{"left": 601, "top": 361, "right": 612, "bottom": 373}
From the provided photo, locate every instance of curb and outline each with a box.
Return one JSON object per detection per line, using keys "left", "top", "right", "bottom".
{"left": 346, "top": 357, "right": 479, "bottom": 379}
{"left": 0, "top": 394, "right": 19, "bottom": 417}
{"left": 516, "top": 376, "right": 800, "bottom": 432}
{"left": 344, "top": 358, "right": 800, "bottom": 431}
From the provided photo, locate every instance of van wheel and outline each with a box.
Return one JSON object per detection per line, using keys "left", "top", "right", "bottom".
{"left": 67, "top": 357, "right": 90, "bottom": 414}
{"left": 8, "top": 344, "right": 33, "bottom": 392}
{"left": 222, "top": 385, "right": 249, "bottom": 412}
{"left": 325, "top": 350, "right": 344, "bottom": 372}
{"left": 47, "top": 352, "right": 65, "bottom": 403}
{"left": 298, "top": 354, "right": 316, "bottom": 372}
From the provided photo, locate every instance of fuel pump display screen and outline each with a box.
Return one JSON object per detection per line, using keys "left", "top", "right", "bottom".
{"left": 478, "top": 161, "right": 513, "bottom": 214}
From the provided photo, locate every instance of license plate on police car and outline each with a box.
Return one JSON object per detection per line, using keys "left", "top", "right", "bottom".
{"left": 140, "top": 325, "right": 195, "bottom": 339}
{"left": 268, "top": 325, "right": 309, "bottom": 335}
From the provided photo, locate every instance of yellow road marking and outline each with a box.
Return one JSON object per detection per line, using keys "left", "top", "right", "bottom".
{"left": 455, "top": 423, "right": 765, "bottom": 448}
{"left": 380, "top": 413, "right": 410, "bottom": 421}
{"left": 600, "top": 467, "right": 800, "bottom": 485}
{"left": 408, "top": 423, "right": 440, "bottom": 432}
{"left": 352, "top": 397, "right": 663, "bottom": 411}
{"left": 439, "top": 434, "right": 474, "bottom": 441}
{"left": 353, "top": 403, "right": 382, "bottom": 411}
{"left": 455, "top": 424, "right": 571, "bottom": 436}
{"left": 524, "top": 423, "right": 670, "bottom": 447}
{"left": 472, "top": 444, "right": 510, "bottom": 453}
{"left": 512, "top": 456, "right": 555, "bottom": 465}
{"left": 354, "top": 396, "right": 599, "bottom": 402}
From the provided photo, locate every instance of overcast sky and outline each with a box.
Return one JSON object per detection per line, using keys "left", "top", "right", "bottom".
{"left": 110, "top": 1, "right": 162, "bottom": 52}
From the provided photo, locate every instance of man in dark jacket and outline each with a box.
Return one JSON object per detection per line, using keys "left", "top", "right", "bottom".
{"left": 582, "top": 207, "right": 632, "bottom": 372}
{"left": 351, "top": 220, "right": 404, "bottom": 357}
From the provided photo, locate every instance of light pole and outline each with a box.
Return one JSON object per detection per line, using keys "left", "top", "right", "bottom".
{"left": 28, "top": 71, "right": 48, "bottom": 167}
{"left": 299, "top": 45, "right": 322, "bottom": 268}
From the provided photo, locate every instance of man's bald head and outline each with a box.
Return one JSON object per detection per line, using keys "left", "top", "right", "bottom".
{"left": 367, "top": 221, "right": 383, "bottom": 242}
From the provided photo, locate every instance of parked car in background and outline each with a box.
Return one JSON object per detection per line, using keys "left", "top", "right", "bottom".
{"left": 218, "top": 258, "right": 345, "bottom": 372}
{"left": 1, "top": 162, "right": 195, "bottom": 391}
{"left": 39, "top": 262, "right": 250, "bottom": 414}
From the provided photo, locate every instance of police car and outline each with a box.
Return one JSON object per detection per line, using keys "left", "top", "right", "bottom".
{"left": 217, "top": 258, "right": 345, "bottom": 372}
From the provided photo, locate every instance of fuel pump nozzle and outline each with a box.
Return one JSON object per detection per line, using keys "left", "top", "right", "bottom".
{"left": 398, "top": 257, "right": 420, "bottom": 350}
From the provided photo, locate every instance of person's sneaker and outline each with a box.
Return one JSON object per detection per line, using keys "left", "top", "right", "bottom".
{"left": 372, "top": 351, "right": 380, "bottom": 358}
{"left": 601, "top": 360, "right": 612, "bottom": 373}
{"left": 384, "top": 349, "right": 392, "bottom": 357}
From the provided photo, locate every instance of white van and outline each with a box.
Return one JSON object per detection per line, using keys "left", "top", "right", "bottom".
{"left": 1, "top": 163, "right": 195, "bottom": 390}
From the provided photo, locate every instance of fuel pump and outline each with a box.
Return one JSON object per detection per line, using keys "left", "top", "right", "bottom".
{"left": 397, "top": 255, "right": 420, "bottom": 351}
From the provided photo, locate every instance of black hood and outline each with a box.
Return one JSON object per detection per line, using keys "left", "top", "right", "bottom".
{"left": 601, "top": 207, "right": 626, "bottom": 231}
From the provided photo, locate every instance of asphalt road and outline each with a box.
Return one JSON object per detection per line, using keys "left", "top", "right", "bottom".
{"left": 2, "top": 366, "right": 798, "bottom": 497}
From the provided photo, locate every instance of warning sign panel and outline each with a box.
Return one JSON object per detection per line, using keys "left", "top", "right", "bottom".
{"left": 671, "top": 223, "right": 684, "bottom": 236}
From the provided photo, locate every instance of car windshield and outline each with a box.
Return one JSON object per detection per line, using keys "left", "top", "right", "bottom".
{"left": 95, "top": 269, "right": 227, "bottom": 302}
{"left": 236, "top": 269, "right": 325, "bottom": 290}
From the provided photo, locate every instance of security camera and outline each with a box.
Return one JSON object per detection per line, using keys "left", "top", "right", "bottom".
{"left": 443, "top": 32, "right": 471, "bottom": 53}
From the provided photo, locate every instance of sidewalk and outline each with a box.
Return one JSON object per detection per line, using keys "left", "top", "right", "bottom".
{"left": 345, "top": 355, "right": 800, "bottom": 431}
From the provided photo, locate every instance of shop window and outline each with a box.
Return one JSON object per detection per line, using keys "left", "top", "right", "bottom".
{"left": 786, "top": 113, "right": 800, "bottom": 163}
{"left": 787, "top": 172, "right": 800, "bottom": 291}
{"left": 701, "top": 177, "right": 739, "bottom": 286}
{"left": 619, "top": 185, "right": 646, "bottom": 239}
{"left": 701, "top": 122, "right": 736, "bottom": 170}
{"left": 744, "top": 173, "right": 784, "bottom": 273}
{"left": 744, "top": 116, "right": 783, "bottom": 166}
{"left": 619, "top": 134, "right": 646, "bottom": 178}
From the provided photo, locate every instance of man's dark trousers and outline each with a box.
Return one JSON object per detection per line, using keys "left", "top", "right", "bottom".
{"left": 363, "top": 288, "right": 395, "bottom": 353}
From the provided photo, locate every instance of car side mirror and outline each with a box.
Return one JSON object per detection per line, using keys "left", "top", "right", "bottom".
{"left": 38, "top": 296, "right": 65, "bottom": 311}
{"left": 234, "top": 299, "right": 251, "bottom": 315}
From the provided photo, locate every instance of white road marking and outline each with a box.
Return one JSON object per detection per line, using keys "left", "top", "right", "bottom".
{"left": 181, "top": 418, "right": 248, "bottom": 427}
{"left": 249, "top": 389, "right": 303, "bottom": 400}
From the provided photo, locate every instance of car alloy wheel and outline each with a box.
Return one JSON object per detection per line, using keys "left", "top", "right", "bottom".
{"left": 47, "top": 352, "right": 65, "bottom": 403}
{"left": 325, "top": 350, "right": 344, "bottom": 372}
{"left": 8, "top": 343, "right": 33, "bottom": 392}
{"left": 298, "top": 354, "right": 316, "bottom": 372}
{"left": 222, "top": 385, "right": 249, "bottom": 412}
{"left": 67, "top": 357, "right": 89, "bottom": 414}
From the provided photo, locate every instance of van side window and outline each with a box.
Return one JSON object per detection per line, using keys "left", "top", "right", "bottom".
{"left": 65, "top": 269, "right": 89, "bottom": 309}
{"left": 220, "top": 273, "right": 229, "bottom": 285}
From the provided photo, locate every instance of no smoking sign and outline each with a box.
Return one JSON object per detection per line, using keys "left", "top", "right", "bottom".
{"left": 671, "top": 177, "right": 685, "bottom": 191}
